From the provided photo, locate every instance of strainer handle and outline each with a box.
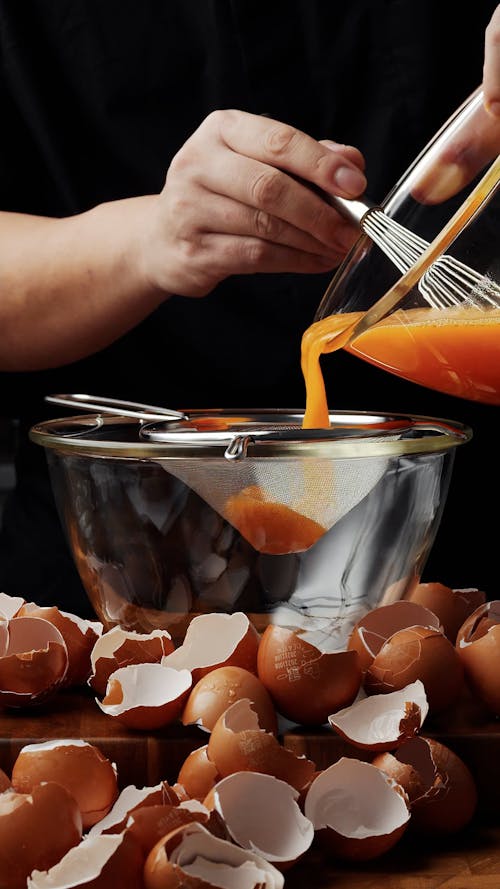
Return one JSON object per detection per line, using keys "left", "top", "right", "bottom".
{"left": 45, "top": 393, "right": 189, "bottom": 422}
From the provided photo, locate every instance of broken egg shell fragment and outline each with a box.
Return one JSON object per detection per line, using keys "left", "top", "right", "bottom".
{"left": 177, "top": 745, "right": 221, "bottom": 801}
{"left": 97, "top": 662, "right": 192, "bottom": 730}
{"left": 257, "top": 624, "right": 362, "bottom": 726}
{"left": 11, "top": 739, "right": 119, "bottom": 830}
{"left": 143, "top": 820, "right": 284, "bottom": 889}
{"left": 456, "top": 601, "right": 500, "bottom": 716}
{"left": 348, "top": 600, "right": 443, "bottom": 672}
{"left": 182, "top": 665, "right": 278, "bottom": 735}
{"left": 204, "top": 771, "right": 314, "bottom": 868}
{"left": 126, "top": 803, "right": 212, "bottom": 857}
{"left": 18, "top": 603, "right": 103, "bottom": 688}
{"left": 372, "top": 735, "right": 477, "bottom": 834}
{"left": 87, "top": 782, "right": 167, "bottom": 837}
{"left": 364, "top": 625, "right": 464, "bottom": 714}
{"left": 162, "top": 611, "right": 260, "bottom": 683}
{"left": 0, "top": 783, "right": 82, "bottom": 889}
{"left": 328, "top": 679, "right": 429, "bottom": 751}
{"left": 0, "top": 767, "right": 11, "bottom": 792}
{"left": 0, "top": 593, "right": 25, "bottom": 620}
{"left": 0, "top": 616, "right": 69, "bottom": 707}
{"left": 27, "top": 831, "right": 145, "bottom": 889}
{"left": 406, "top": 582, "right": 486, "bottom": 644}
{"left": 88, "top": 626, "right": 175, "bottom": 697}
{"left": 304, "top": 757, "right": 410, "bottom": 861}
{"left": 207, "top": 698, "right": 316, "bottom": 792}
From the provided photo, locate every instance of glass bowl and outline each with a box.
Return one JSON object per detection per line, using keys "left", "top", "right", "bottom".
{"left": 314, "top": 86, "right": 500, "bottom": 405}
{"left": 30, "top": 409, "right": 470, "bottom": 646}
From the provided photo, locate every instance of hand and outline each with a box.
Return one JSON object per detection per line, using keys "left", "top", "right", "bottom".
{"left": 412, "top": 5, "right": 500, "bottom": 204}
{"left": 140, "top": 109, "right": 366, "bottom": 297}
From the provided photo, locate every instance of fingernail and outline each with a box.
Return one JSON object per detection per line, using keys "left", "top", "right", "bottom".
{"left": 485, "top": 99, "right": 500, "bottom": 119}
{"left": 334, "top": 165, "right": 366, "bottom": 196}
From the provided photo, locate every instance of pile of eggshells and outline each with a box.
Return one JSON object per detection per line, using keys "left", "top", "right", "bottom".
{"left": 0, "top": 582, "right": 499, "bottom": 888}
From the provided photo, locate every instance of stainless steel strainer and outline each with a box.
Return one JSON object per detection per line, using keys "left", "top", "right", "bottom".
{"left": 44, "top": 395, "right": 469, "bottom": 555}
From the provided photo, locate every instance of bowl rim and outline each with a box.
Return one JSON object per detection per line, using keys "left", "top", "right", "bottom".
{"left": 29, "top": 409, "right": 472, "bottom": 460}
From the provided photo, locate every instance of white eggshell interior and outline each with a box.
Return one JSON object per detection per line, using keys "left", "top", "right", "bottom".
{"left": 328, "top": 680, "right": 429, "bottom": 744}
{"left": 98, "top": 663, "right": 192, "bottom": 714}
{"left": 162, "top": 612, "right": 249, "bottom": 671}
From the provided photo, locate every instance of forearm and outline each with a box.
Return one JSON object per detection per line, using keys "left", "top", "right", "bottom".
{"left": 0, "top": 196, "right": 167, "bottom": 371}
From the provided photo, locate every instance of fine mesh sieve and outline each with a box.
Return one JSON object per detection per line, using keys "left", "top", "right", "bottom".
{"left": 43, "top": 397, "right": 468, "bottom": 557}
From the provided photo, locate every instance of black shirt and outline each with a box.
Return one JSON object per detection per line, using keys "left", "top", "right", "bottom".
{"left": 0, "top": 0, "right": 497, "bottom": 613}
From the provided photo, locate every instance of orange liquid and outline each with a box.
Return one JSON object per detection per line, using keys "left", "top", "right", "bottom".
{"left": 302, "top": 306, "right": 500, "bottom": 428}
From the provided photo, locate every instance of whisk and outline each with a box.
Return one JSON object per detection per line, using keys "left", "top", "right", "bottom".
{"left": 330, "top": 194, "right": 500, "bottom": 310}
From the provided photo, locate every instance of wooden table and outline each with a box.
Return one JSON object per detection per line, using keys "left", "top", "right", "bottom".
{"left": 1, "top": 686, "right": 500, "bottom": 887}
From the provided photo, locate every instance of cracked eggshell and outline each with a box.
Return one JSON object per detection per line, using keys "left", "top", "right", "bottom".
{"left": 88, "top": 626, "right": 175, "bottom": 696}
{"left": 87, "top": 782, "right": 168, "bottom": 837}
{"left": 27, "top": 831, "right": 145, "bottom": 889}
{"left": 257, "top": 624, "right": 362, "bottom": 725}
{"left": 204, "top": 771, "right": 314, "bottom": 868}
{"left": 0, "top": 593, "right": 25, "bottom": 620}
{"left": 18, "top": 603, "right": 103, "bottom": 688}
{"left": 456, "top": 600, "right": 500, "bottom": 716}
{"left": 364, "top": 625, "right": 464, "bottom": 714}
{"left": 144, "top": 820, "right": 284, "bottom": 889}
{"left": 126, "top": 802, "right": 213, "bottom": 857}
{"left": 11, "top": 739, "right": 119, "bottom": 830}
{"left": 97, "top": 662, "right": 192, "bottom": 730}
{"left": 0, "top": 768, "right": 11, "bottom": 792}
{"left": 373, "top": 736, "right": 477, "bottom": 834}
{"left": 348, "top": 601, "right": 443, "bottom": 672}
{"left": 407, "top": 582, "right": 486, "bottom": 643}
{"left": 182, "top": 665, "right": 278, "bottom": 734}
{"left": 162, "top": 611, "right": 260, "bottom": 683}
{"left": 207, "top": 698, "right": 316, "bottom": 792}
{"left": 0, "top": 782, "right": 82, "bottom": 889}
{"left": 177, "top": 745, "right": 221, "bottom": 801}
{"left": 328, "top": 680, "right": 429, "bottom": 751}
{"left": 304, "top": 757, "right": 410, "bottom": 861}
{"left": 0, "top": 616, "right": 68, "bottom": 707}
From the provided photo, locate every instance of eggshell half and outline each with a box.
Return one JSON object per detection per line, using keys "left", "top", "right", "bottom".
{"left": 456, "top": 600, "right": 500, "bottom": 715}
{"left": 348, "top": 601, "right": 443, "bottom": 672}
{"left": 328, "top": 680, "right": 429, "bottom": 751}
{"left": 0, "top": 783, "right": 82, "bottom": 889}
{"left": 143, "top": 820, "right": 284, "bottom": 889}
{"left": 88, "top": 626, "right": 175, "bottom": 696}
{"left": 407, "top": 582, "right": 486, "bottom": 643}
{"left": 28, "top": 831, "right": 145, "bottom": 889}
{"left": 182, "top": 665, "right": 278, "bottom": 734}
{"left": 162, "top": 611, "right": 260, "bottom": 682}
{"left": 18, "top": 604, "right": 102, "bottom": 688}
{"left": 207, "top": 698, "right": 316, "bottom": 792}
{"left": 177, "top": 745, "right": 221, "bottom": 801}
{"left": 97, "top": 663, "right": 192, "bottom": 730}
{"left": 304, "top": 757, "right": 410, "bottom": 861}
{"left": 257, "top": 624, "right": 362, "bottom": 725}
{"left": 11, "top": 739, "right": 119, "bottom": 830}
{"left": 0, "top": 617, "right": 68, "bottom": 707}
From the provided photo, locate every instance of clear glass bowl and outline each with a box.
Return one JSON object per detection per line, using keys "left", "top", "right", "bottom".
{"left": 315, "top": 86, "right": 500, "bottom": 405}
{"left": 30, "top": 410, "right": 470, "bottom": 645}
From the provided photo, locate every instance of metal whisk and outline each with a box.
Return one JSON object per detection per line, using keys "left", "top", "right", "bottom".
{"left": 331, "top": 195, "right": 500, "bottom": 311}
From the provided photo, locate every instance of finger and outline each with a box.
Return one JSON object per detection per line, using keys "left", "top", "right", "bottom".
{"left": 193, "top": 232, "right": 345, "bottom": 280}
{"left": 483, "top": 4, "right": 500, "bottom": 118}
{"left": 209, "top": 109, "right": 367, "bottom": 199}
{"left": 319, "top": 139, "right": 366, "bottom": 171}
{"left": 186, "top": 145, "right": 360, "bottom": 250}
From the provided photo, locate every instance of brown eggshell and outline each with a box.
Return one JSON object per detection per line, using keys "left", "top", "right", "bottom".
{"left": 0, "top": 616, "right": 69, "bottom": 707}
{"left": 407, "top": 582, "right": 486, "bottom": 643}
{"left": 207, "top": 698, "right": 316, "bottom": 792}
{"left": 182, "top": 665, "right": 278, "bottom": 734}
{"left": 97, "top": 663, "right": 192, "bottom": 730}
{"left": 18, "top": 603, "right": 102, "bottom": 687}
{"left": 328, "top": 680, "right": 429, "bottom": 752}
{"left": 456, "top": 601, "right": 500, "bottom": 715}
{"left": 162, "top": 611, "right": 260, "bottom": 683}
{"left": 177, "top": 745, "right": 221, "bottom": 801}
{"left": 143, "top": 821, "right": 283, "bottom": 889}
{"left": 257, "top": 624, "right": 362, "bottom": 725}
{"left": 304, "top": 757, "right": 410, "bottom": 861}
{"left": 364, "top": 625, "right": 464, "bottom": 714}
{"left": 126, "top": 804, "right": 210, "bottom": 856}
{"left": 87, "top": 783, "right": 170, "bottom": 837}
{"left": 0, "top": 593, "right": 25, "bottom": 620}
{"left": 88, "top": 626, "right": 175, "bottom": 696}
{"left": 0, "top": 767, "right": 11, "bottom": 792}
{"left": 348, "top": 601, "right": 443, "bottom": 672}
{"left": 28, "top": 831, "right": 145, "bottom": 889}
{"left": 373, "top": 736, "right": 477, "bottom": 834}
{"left": 0, "top": 782, "right": 82, "bottom": 889}
{"left": 11, "top": 739, "right": 119, "bottom": 830}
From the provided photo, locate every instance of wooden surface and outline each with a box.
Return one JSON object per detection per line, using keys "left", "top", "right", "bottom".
{"left": 1, "top": 686, "right": 500, "bottom": 886}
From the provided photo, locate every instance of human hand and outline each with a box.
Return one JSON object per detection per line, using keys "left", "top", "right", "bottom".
{"left": 412, "top": 5, "right": 500, "bottom": 204}
{"left": 140, "top": 109, "right": 366, "bottom": 297}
